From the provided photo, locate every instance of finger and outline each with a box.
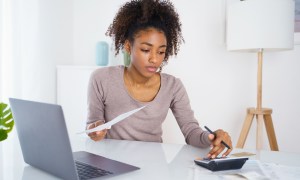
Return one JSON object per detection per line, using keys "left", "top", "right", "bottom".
{"left": 95, "top": 120, "right": 103, "bottom": 126}
{"left": 96, "top": 129, "right": 107, "bottom": 136}
{"left": 212, "top": 137, "right": 223, "bottom": 146}
{"left": 92, "top": 130, "right": 107, "bottom": 141}
{"left": 88, "top": 131, "right": 97, "bottom": 137}
{"left": 91, "top": 136, "right": 102, "bottom": 141}
{"left": 88, "top": 120, "right": 104, "bottom": 130}
{"left": 217, "top": 130, "right": 230, "bottom": 144}
{"left": 207, "top": 145, "right": 222, "bottom": 158}
{"left": 208, "top": 138, "right": 229, "bottom": 155}
{"left": 87, "top": 123, "right": 95, "bottom": 129}
{"left": 209, "top": 147, "right": 224, "bottom": 158}
{"left": 222, "top": 147, "right": 233, "bottom": 157}
{"left": 208, "top": 134, "right": 215, "bottom": 141}
{"left": 221, "top": 140, "right": 233, "bottom": 157}
{"left": 90, "top": 133, "right": 103, "bottom": 141}
{"left": 211, "top": 147, "right": 225, "bottom": 158}
{"left": 87, "top": 121, "right": 103, "bottom": 136}
{"left": 222, "top": 139, "right": 232, "bottom": 150}
{"left": 88, "top": 130, "right": 104, "bottom": 138}
{"left": 93, "top": 135, "right": 104, "bottom": 141}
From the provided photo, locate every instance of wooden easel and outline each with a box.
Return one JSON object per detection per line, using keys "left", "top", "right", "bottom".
{"left": 236, "top": 49, "right": 279, "bottom": 151}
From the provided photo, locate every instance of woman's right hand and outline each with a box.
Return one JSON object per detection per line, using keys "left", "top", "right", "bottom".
{"left": 87, "top": 120, "right": 107, "bottom": 141}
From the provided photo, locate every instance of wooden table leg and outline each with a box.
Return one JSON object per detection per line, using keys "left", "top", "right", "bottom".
{"left": 236, "top": 108, "right": 279, "bottom": 151}
{"left": 264, "top": 114, "right": 279, "bottom": 151}
{"left": 256, "top": 114, "right": 264, "bottom": 150}
{"left": 236, "top": 113, "right": 254, "bottom": 148}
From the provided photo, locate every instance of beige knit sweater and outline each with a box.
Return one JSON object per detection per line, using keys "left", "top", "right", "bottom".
{"left": 87, "top": 65, "right": 210, "bottom": 148}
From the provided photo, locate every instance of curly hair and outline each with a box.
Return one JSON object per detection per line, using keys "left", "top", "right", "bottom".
{"left": 106, "top": 0, "right": 184, "bottom": 62}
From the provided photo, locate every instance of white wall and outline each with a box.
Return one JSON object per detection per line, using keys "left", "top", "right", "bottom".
{"left": 71, "top": 0, "right": 300, "bottom": 153}
{"left": 73, "top": 0, "right": 125, "bottom": 66}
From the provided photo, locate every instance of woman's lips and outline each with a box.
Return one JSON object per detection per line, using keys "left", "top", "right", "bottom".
{"left": 146, "top": 66, "right": 157, "bottom": 72}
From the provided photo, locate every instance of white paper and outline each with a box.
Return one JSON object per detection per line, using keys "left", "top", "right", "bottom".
{"left": 78, "top": 106, "right": 146, "bottom": 134}
{"left": 261, "top": 162, "right": 300, "bottom": 180}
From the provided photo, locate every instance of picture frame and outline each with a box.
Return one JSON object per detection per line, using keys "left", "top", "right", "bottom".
{"left": 295, "top": 0, "right": 300, "bottom": 45}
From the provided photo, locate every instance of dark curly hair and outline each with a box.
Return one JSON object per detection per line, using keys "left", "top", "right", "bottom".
{"left": 106, "top": 0, "right": 184, "bottom": 62}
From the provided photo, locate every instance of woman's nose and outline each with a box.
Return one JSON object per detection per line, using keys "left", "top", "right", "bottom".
{"left": 149, "top": 52, "right": 158, "bottom": 64}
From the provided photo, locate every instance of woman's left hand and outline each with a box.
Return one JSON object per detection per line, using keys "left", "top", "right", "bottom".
{"left": 207, "top": 129, "right": 232, "bottom": 158}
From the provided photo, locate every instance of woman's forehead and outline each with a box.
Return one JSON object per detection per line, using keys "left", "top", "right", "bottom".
{"left": 133, "top": 28, "right": 167, "bottom": 44}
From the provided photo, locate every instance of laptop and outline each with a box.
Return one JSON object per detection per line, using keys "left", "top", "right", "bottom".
{"left": 9, "top": 98, "right": 139, "bottom": 180}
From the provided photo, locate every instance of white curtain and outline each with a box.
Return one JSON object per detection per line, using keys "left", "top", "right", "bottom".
{"left": 0, "top": 1, "right": 30, "bottom": 179}
{"left": 0, "top": 0, "right": 40, "bottom": 103}
{"left": 0, "top": 0, "right": 73, "bottom": 104}
{"left": 0, "top": 0, "right": 13, "bottom": 102}
{"left": 1, "top": 0, "right": 73, "bottom": 179}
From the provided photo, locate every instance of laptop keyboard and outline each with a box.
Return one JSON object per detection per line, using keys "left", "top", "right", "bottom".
{"left": 75, "top": 161, "right": 113, "bottom": 180}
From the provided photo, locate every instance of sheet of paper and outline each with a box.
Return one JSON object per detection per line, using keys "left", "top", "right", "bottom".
{"left": 78, "top": 106, "right": 146, "bottom": 134}
{"left": 261, "top": 162, "right": 300, "bottom": 179}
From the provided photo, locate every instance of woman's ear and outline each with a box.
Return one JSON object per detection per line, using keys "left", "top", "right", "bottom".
{"left": 124, "top": 40, "right": 131, "bottom": 54}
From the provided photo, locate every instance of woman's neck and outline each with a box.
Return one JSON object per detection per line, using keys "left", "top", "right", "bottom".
{"left": 124, "top": 66, "right": 161, "bottom": 102}
{"left": 125, "top": 66, "right": 155, "bottom": 87}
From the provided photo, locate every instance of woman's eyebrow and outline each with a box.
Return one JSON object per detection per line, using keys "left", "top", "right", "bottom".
{"left": 140, "top": 42, "right": 167, "bottom": 48}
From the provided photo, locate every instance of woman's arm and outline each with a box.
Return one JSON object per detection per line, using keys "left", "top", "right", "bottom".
{"left": 86, "top": 70, "right": 107, "bottom": 141}
{"left": 170, "top": 79, "right": 232, "bottom": 157}
{"left": 170, "top": 79, "right": 211, "bottom": 148}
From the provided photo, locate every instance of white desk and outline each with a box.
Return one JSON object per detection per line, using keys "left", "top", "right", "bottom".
{"left": 1, "top": 134, "right": 300, "bottom": 180}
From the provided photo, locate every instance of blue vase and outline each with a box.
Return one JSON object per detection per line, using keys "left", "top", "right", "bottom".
{"left": 95, "top": 41, "right": 109, "bottom": 66}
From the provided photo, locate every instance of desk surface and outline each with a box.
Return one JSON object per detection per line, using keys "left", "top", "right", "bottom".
{"left": 1, "top": 134, "right": 300, "bottom": 180}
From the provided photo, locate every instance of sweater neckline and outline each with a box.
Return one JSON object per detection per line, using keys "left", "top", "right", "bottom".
{"left": 120, "top": 65, "right": 163, "bottom": 105}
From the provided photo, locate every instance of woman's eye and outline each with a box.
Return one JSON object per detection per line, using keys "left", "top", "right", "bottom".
{"left": 158, "top": 51, "right": 165, "bottom": 55}
{"left": 141, "top": 49, "right": 150, "bottom": 53}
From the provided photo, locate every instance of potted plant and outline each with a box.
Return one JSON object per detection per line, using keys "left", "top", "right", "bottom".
{"left": 0, "top": 102, "right": 14, "bottom": 141}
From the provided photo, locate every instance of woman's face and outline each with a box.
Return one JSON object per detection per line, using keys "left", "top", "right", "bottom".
{"left": 127, "top": 28, "right": 167, "bottom": 78}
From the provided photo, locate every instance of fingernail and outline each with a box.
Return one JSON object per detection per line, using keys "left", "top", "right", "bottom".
{"left": 211, "top": 155, "right": 215, "bottom": 159}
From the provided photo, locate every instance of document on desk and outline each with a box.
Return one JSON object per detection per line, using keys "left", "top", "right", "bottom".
{"left": 77, "top": 106, "right": 146, "bottom": 134}
{"left": 262, "top": 163, "right": 300, "bottom": 179}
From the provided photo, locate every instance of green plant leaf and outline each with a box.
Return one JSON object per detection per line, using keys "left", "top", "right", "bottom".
{"left": 0, "top": 129, "right": 8, "bottom": 141}
{"left": 3, "top": 113, "right": 13, "bottom": 122}
{"left": 0, "top": 102, "right": 14, "bottom": 141}
{"left": 3, "top": 109, "right": 10, "bottom": 117}
{"left": 0, "top": 103, "right": 8, "bottom": 112}
{"left": 5, "top": 120, "right": 14, "bottom": 133}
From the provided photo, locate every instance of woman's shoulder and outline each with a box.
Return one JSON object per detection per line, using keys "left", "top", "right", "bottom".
{"left": 90, "top": 65, "right": 124, "bottom": 80}
{"left": 161, "top": 72, "right": 184, "bottom": 88}
{"left": 161, "top": 73, "right": 184, "bottom": 92}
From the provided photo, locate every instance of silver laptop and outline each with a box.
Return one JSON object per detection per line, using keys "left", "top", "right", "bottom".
{"left": 9, "top": 98, "right": 139, "bottom": 180}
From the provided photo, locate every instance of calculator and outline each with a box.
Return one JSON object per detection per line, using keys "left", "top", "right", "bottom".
{"left": 194, "top": 157, "right": 248, "bottom": 171}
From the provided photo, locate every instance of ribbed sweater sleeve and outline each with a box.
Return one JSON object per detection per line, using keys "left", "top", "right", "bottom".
{"left": 170, "top": 79, "right": 211, "bottom": 148}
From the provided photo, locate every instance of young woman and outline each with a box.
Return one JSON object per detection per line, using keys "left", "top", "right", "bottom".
{"left": 86, "top": 0, "right": 232, "bottom": 158}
